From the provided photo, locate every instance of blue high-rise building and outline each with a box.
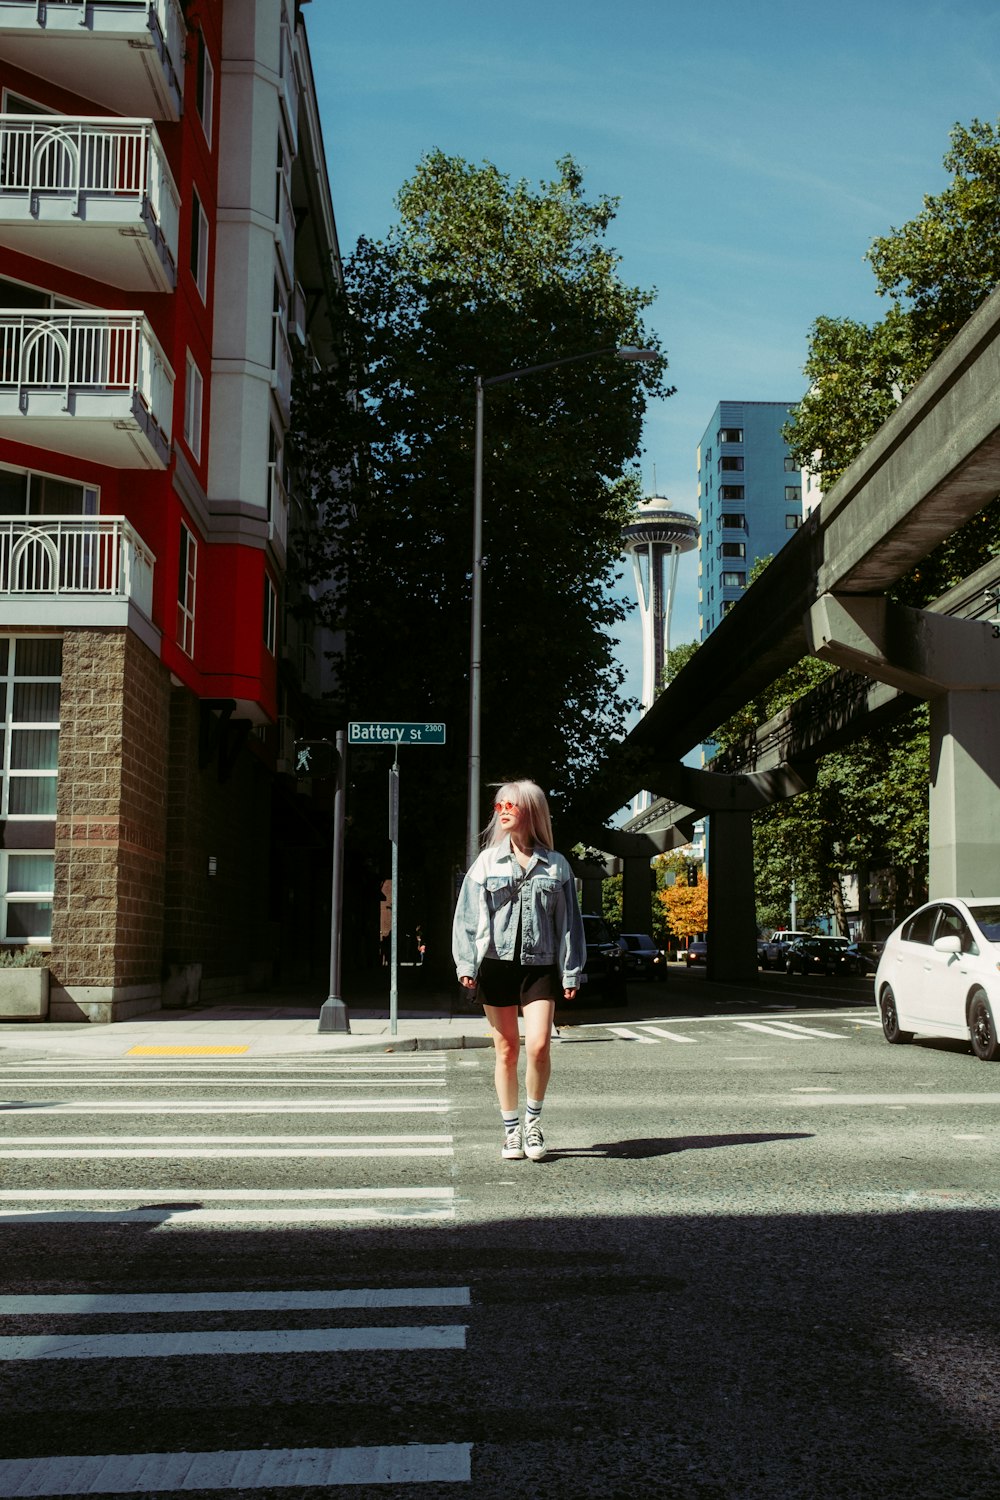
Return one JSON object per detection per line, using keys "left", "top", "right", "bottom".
{"left": 696, "top": 400, "right": 802, "bottom": 639}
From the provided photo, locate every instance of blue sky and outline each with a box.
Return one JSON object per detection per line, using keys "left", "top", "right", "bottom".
{"left": 305, "top": 0, "right": 1000, "bottom": 708}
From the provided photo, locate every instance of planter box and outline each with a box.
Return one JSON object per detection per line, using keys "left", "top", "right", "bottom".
{"left": 0, "top": 967, "right": 49, "bottom": 1021}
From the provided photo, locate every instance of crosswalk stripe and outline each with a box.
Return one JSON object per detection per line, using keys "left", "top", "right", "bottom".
{"left": 0, "top": 1325, "right": 467, "bottom": 1360}
{"left": 765, "top": 1020, "right": 847, "bottom": 1039}
{"left": 734, "top": 1021, "right": 812, "bottom": 1039}
{"left": 0, "top": 1207, "right": 456, "bottom": 1225}
{"left": 637, "top": 1026, "right": 698, "bottom": 1043}
{"left": 0, "top": 1187, "right": 453, "bottom": 1200}
{"left": 607, "top": 1026, "right": 659, "bottom": 1043}
{"left": 0, "top": 1078, "right": 446, "bottom": 1088}
{"left": 0, "top": 1147, "right": 453, "bottom": 1160}
{"left": 0, "top": 1443, "right": 473, "bottom": 1493}
{"left": 852, "top": 1018, "right": 883, "bottom": 1027}
{"left": 0, "top": 1288, "right": 470, "bottom": 1314}
{"left": 5, "top": 1102, "right": 449, "bottom": 1115}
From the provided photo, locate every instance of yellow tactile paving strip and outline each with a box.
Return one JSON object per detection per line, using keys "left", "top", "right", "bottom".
{"left": 125, "top": 1045, "right": 251, "bottom": 1056}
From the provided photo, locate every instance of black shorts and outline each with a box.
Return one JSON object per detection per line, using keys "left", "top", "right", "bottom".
{"left": 477, "top": 958, "right": 560, "bottom": 1008}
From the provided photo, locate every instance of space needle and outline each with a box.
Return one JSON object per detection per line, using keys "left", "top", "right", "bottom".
{"left": 622, "top": 494, "right": 699, "bottom": 713}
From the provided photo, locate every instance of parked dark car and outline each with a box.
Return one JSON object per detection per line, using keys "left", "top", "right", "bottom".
{"left": 577, "top": 915, "right": 627, "bottom": 1004}
{"left": 684, "top": 941, "right": 708, "bottom": 967}
{"left": 759, "top": 930, "right": 813, "bottom": 969}
{"left": 617, "top": 932, "right": 667, "bottom": 981}
{"left": 843, "top": 941, "right": 882, "bottom": 974}
{"left": 784, "top": 936, "right": 858, "bottom": 975}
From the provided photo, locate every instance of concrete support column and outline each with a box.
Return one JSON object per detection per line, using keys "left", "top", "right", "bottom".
{"left": 706, "top": 811, "right": 758, "bottom": 983}
{"left": 929, "top": 690, "right": 1000, "bottom": 897}
{"left": 621, "top": 855, "right": 652, "bottom": 934}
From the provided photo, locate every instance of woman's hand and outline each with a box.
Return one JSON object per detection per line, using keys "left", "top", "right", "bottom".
{"left": 459, "top": 975, "right": 477, "bottom": 990}
{"left": 563, "top": 987, "right": 577, "bottom": 1001}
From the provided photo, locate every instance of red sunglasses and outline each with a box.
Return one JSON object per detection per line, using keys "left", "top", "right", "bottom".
{"left": 494, "top": 800, "right": 519, "bottom": 814}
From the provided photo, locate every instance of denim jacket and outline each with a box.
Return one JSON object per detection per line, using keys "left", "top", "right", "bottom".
{"left": 452, "top": 842, "right": 586, "bottom": 991}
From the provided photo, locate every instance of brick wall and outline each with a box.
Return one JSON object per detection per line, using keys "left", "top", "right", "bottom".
{"left": 52, "top": 629, "right": 169, "bottom": 991}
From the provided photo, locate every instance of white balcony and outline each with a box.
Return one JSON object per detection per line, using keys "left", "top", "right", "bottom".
{"left": 0, "top": 308, "right": 174, "bottom": 468}
{"left": 267, "top": 460, "right": 288, "bottom": 553}
{"left": 271, "top": 313, "right": 291, "bottom": 424}
{"left": 0, "top": 116, "right": 179, "bottom": 290}
{"left": 0, "top": 514, "right": 157, "bottom": 644}
{"left": 0, "top": 0, "right": 185, "bottom": 120}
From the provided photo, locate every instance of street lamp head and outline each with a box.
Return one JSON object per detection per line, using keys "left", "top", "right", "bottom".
{"left": 616, "top": 345, "right": 659, "bottom": 363}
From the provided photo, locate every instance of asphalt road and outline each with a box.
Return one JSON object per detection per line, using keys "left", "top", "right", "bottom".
{"left": 2, "top": 975, "right": 1000, "bottom": 1498}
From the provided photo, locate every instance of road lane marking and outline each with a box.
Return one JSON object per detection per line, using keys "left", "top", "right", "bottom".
{"left": 0, "top": 1133, "right": 450, "bottom": 1144}
{"left": 734, "top": 1022, "right": 812, "bottom": 1039}
{"left": 0, "top": 1148, "right": 453, "bottom": 1160}
{"left": 0, "top": 1444, "right": 472, "bottom": 1493}
{"left": 637, "top": 1026, "right": 698, "bottom": 1043}
{"left": 607, "top": 1027, "right": 659, "bottom": 1043}
{"left": 0, "top": 1326, "right": 467, "bottom": 1359}
{"left": 0, "top": 1288, "right": 471, "bottom": 1314}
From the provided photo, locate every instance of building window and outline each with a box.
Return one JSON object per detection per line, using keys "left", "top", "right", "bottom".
{"left": 196, "top": 31, "right": 215, "bottom": 146}
{"left": 1, "top": 851, "right": 54, "bottom": 944}
{"left": 177, "top": 524, "right": 197, "bottom": 658}
{"left": 190, "top": 189, "right": 209, "bottom": 301}
{"left": 720, "top": 513, "right": 747, "bottom": 530}
{"left": 263, "top": 574, "right": 277, "bottom": 655}
{"left": 719, "top": 542, "right": 746, "bottom": 559}
{"left": 0, "top": 467, "right": 97, "bottom": 516}
{"left": 786, "top": 514, "right": 802, "bottom": 530}
{"left": 721, "top": 572, "right": 746, "bottom": 589}
{"left": 719, "top": 485, "right": 744, "bottom": 501}
{"left": 784, "top": 486, "right": 802, "bottom": 502}
{"left": 1, "top": 636, "right": 61, "bottom": 822}
{"left": 719, "top": 456, "right": 744, "bottom": 472}
{"left": 718, "top": 428, "right": 743, "bottom": 443}
{"left": 784, "top": 456, "right": 797, "bottom": 472}
{"left": 183, "top": 353, "right": 203, "bottom": 463}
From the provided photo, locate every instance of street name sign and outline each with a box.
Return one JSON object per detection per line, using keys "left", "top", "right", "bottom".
{"left": 348, "top": 721, "right": 446, "bottom": 746}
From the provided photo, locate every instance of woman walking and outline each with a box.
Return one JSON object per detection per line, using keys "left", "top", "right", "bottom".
{"left": 452, "top": 779, "right": 585, "bottom": 1161}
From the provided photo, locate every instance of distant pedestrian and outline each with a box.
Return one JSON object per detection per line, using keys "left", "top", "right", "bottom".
{"left": 452, "top": 779, "right": 585, "bottom": 1161}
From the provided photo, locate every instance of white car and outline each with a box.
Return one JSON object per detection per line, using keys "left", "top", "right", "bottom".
{"left": 874, "top": 898, "right": 1000, "bottom": 1059}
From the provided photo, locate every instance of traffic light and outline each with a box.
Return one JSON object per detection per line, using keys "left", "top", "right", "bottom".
{"left": 686, "top": 860, "right": 699, "bottom": 886}
{"left": 293, "top": 739, "right": 340, "bottom": 780}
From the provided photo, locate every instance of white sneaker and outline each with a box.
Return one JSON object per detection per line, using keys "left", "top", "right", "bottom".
{"left": 502, "top": 1124, "right": 524, "bottom": 1160}
{"left": 524, "top": 1120, "right": 547, "bottom": 1161}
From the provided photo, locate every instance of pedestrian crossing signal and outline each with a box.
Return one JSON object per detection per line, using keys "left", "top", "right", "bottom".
{"left": 294, "top": 740, "right": 340, "bottom": 780}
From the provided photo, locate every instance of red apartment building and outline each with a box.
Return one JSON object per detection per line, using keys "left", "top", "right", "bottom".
{"left": 0, "top": 0, "right": 344, "bottom": 1018}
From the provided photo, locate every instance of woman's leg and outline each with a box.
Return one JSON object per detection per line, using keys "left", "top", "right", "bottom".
{"left": 483, "top": 1003, "right": 520, "bottom": 1112}
{"left": 522, "top": 998, "right": 556, "bottom": 1102}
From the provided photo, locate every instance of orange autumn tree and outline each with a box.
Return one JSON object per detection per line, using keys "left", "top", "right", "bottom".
{"left": 658, "top": 873, "right": 708, "bottom": 942}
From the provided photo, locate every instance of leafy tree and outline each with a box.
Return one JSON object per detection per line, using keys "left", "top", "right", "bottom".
{"left": 657, "top": 872, "right": 707, "bottom": 941}
{"left": 786, "top": 117, "right": 1000, "bottom": 493}
{"left": 313, "top": 152, "right": 669, "bottom": 961}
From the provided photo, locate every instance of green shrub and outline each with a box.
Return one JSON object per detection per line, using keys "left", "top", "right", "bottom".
{"left": 0, "top": 948, "right": 50, "bottom": 968}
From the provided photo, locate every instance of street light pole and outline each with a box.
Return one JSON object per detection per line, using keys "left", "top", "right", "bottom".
{"left": 465, "top": 344, "right": 658, "bottom": 870}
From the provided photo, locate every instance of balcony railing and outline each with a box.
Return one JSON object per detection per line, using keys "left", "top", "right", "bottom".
{"left": 0, "top": 515, "right": 155, "bottom": 619}
{"left": 0, "top": 115, "right": 180, "bottom": 289}
{"left": 0, "top": 309, "right": 173, "bottom": 468}
{"left": 0, "top": 0, "right": 185, "bottom": 119}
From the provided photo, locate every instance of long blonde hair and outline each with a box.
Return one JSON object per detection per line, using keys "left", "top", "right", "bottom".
{"left": 483, "top": 779, "right": 555, "bottom": 850}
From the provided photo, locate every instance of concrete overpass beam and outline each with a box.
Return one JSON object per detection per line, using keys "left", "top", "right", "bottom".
{"left": 807, "top": 594, "right": 1000, "bottom": 695}
{"left": 929, "top": 691, "right": 1000, "bottom": 898}
{"left": 706, "top": 811, "right": 758, "bottom": 983}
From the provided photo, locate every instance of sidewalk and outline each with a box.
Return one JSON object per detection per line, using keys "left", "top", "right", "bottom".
{"left": 0, "top": 979, "right": 496, "bottom": 1060}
